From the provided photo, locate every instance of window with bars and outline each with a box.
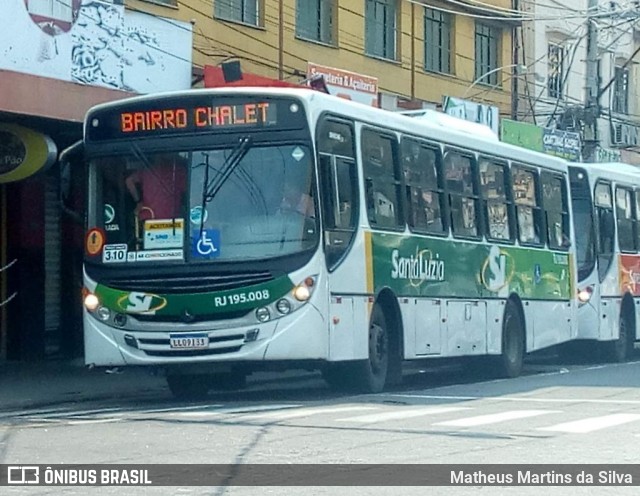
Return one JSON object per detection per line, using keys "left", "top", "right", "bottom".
{"left": 613, "top": 66, "right": 629, "bottom": 114}
{"left": 215, "top": 0, "right": 261, "bottom": 27}
{"left": 424, "top": 8, "right": 452, "bottom": 74}
{"left": 296, "top": 0, "right": 335, "bottom": 45}
{"left": 474, "top": 22, "right": 500, "bottom": 85}
{"left": 365, "top": 0, "right": 398, "bottom": 61}
{"left": 547, "top": 43, "right": 565, "bottom": 99}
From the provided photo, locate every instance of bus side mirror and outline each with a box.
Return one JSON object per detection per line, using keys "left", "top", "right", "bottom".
{"left": 59, "top": 141, "right": 85, "bottom": 224}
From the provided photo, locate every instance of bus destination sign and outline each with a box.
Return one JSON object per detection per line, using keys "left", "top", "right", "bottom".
{"left": 121, "top": 102, "right": 275, "bottom": 134}
{"left": 85, "top": 96, "right": 305, "bottom": 142}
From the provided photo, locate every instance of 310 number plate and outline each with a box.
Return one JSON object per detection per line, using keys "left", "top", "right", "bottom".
{"left": 169, "top": 333, "right": 209, "bottom": 350}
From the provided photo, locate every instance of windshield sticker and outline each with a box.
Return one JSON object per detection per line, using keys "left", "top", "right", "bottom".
{"left": 102, "top": 244, "right": 128, "bottom": 264}
{"left": 134, "top": 249, "right": 183, "bottom": 262}
{"left": 291, "top": 146, "right": 305, "bottom": 162}
{"left": 189, "top": 206, "right": 209, "bottom": 225}
{"left": 104, "top": 204, "right": 115, "bottom": 224}
{"left": 85, "top": 228, "right": 106, "bottom": 256}
{"left": 192, "top": 229, "right": 220, "bottom": 259}
{"left": 143, "top": 219, "right": 184, "bottom": 249}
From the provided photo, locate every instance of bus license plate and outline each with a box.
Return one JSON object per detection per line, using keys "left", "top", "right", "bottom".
{"left": 169, "top": 333, "right": 209, "bottom": 350}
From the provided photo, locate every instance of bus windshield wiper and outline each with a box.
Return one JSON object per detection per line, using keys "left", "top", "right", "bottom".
{"left": 198, "top": 136, "right": 252, "bottom": 235}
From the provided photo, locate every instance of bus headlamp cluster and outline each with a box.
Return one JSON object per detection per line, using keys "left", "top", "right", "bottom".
{"left": 83, "top": 290, "right": 128, "bottom": 327}
{"left": 254, "top": 276, "right": 317, "bottom": 323}
{"left": 577, "top": 285, "right": 594, "bottom": 305}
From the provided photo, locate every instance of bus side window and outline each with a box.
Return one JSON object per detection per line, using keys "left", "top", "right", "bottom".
{"left": 512, "top": 165, "right": 543, "bottom": 245}
{"left": 401, "top": 138, "right": 445, "bottom": 234}
{"left": 361, "top": 129, "right": 403, "bottom": 230}
{"left": 541, "top": 172, "right": 570, "bottom": 250}
{"left": 479, "top": 158, "right": 512, "bottom": 241}
{"left": 594, "top": 181, "right": 614, "bottom": 281}
{"left": 615, "top": 186, "right": 635, "bottom": 252}
{"left": 444, "top": 151, "right": 478, "bottom": 238}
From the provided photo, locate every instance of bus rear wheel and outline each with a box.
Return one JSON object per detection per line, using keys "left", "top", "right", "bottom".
{"left": 166, "top": 374, "right": 210, "bottom": 400}
{"left": 495, "top": 300, "right": 525, "bottom": 378}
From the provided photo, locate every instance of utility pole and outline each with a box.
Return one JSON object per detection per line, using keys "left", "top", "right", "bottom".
{"left": 511, "top": 0, "right": 520, "bottom": 121}
{"left": 583, "top": 0, "right": 600, "bottom": 161}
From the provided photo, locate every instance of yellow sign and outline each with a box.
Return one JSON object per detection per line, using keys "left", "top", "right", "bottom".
{"left": 0, "top": 124, "right": 57, "bottom": 183}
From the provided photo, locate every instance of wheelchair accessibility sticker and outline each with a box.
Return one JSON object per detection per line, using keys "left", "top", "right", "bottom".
{"left": 192, "top": 229, "right": 220, "bottom": 259}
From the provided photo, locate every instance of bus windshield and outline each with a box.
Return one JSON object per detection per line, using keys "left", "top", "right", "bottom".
{"left": 88, "top": 143, "right": 318, "bottom": 264}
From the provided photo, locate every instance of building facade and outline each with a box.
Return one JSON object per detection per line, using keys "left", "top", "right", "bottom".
{"left": 519, "top": 0, "right": 640, "bottom": 163}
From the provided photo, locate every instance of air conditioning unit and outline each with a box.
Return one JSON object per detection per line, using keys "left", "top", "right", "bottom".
{"left": 612, "top": 123, "right": 623, "bottom": 145}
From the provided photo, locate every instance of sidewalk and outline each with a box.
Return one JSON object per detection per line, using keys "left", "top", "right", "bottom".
{"left": 0, "top": 359, "right": 167, "bottom": 411}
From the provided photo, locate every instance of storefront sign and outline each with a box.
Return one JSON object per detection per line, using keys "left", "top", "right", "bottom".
{"left": 0, "top": 124, "right": 57, "bottom": 183}
{"left": 307, "top": 63, "right": 378, "bottom": 107}
{"left": 500, "top": 119, "right": 581, "bottom": 161}
{"left": 500, "top": 119, "right": 543, "bottom": 152}
{"left": 442, "top": 96, "right": 499, "bottom": 135}
{"left": 542, "top": 128, "right": 581, "bottom": 161}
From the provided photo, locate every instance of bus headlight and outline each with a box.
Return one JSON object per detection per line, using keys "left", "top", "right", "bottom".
{"left": 113, "top": 313, "right": 128, "bottom": 327}
{"left": 577, "top": 285, "right": 594, "bottom": 304}
{"left": 84, "top": 293, "right": 100, "bottom": 312}
{"left": 256, "top": 307, "right": 271, "bottom": 322}
{"left": 96, "top": 306, "right": 111, "bottom": 322}
{"left": 293, "top": 276, "right": 316, "bottom": 302}
{"left": 276, "top": 299, "right": 292, "bottom": 315}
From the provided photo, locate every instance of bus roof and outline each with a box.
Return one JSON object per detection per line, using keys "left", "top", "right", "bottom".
{"left": 90, "top": 86, "right": 570, "bottom": 173}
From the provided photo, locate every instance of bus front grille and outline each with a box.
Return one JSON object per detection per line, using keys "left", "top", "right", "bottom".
{"left": 103, "top": 271, "right": 273, "bottom": 293}
{"left": 142, "top": 346, "right": 242, "bottom": 357}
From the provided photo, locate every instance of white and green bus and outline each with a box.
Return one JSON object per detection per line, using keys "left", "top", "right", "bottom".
{"left": 65, "top": 87, "right": 578, "bottom": 398}
{"left": 569, "top": 162, "right": 640, "bottom": 360}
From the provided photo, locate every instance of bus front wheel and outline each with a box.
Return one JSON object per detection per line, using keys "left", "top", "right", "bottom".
{"left": 352, "top": 305, "right": 389, "bottom": 393}
{"left": 495, "top": 300, "right": 525, "bottom": 378}
{"left": 604, "top": 312, "right": 633, "bottom": 363}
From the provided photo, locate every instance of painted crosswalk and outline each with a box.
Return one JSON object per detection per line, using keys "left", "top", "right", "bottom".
{"left": 433, "top": 410, "right": 557, "bottom": 427}
{"left": 8, "top": 401, "right": 640, "bottom": 437}
{"left": 537, "top": 413, "right": 640, "bottom": 434}
{"left": 335, "top": 406, "right": 469, "bottom": 423}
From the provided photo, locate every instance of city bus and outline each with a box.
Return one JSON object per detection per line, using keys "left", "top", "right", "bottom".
{"left": 568, "top": 162, "right": 640, "bottom": 360}
{"left": 63, "top": 87, "right": 578, "bottom": 398}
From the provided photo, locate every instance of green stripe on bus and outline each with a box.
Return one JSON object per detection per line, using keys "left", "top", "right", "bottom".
{"left": 94, "top": 275, "right": 295, "bottom": 316}
{"left": 370, "top": 232, "right": 571, "bottom": 300}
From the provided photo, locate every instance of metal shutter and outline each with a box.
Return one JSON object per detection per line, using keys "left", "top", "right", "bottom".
{"left": 44, "top": 173, "right": 61, "bottom": 355}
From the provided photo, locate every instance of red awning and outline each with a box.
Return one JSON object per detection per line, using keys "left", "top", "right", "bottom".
{"left": 204, "top": 65, "right": 303, "bottom": 88}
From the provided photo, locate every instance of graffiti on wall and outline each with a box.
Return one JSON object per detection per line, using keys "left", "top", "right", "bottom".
{"left": 1, "top": 0, "right": 191, "bottom": 93}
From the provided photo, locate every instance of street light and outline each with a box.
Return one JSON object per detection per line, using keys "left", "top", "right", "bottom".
{"left": 462, "top": 64, "right": 527, "bottom": 99}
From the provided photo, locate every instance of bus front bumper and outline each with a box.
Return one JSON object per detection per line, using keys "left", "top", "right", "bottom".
{"left": 83, "top": 303, "right": 327, "bottom": 367}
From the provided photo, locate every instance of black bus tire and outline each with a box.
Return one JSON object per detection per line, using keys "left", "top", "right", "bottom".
{"left": 351, "top": 305, "right": 389, "bottom": 393}
{"left": 496, "top": 300, "right": 525, "bottom": 378}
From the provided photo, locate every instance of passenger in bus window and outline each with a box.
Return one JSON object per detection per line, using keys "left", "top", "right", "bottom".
{"left": 125, "top": 154, "right": 187, "bottom": 221}
{"left": 279, "top": 181, "right": 315, "bottom": 218}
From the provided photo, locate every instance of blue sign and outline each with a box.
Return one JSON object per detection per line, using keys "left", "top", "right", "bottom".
{"left": 191, "top": 229, "right": 220, "bottom": 259}
{"left": 542, "top": 128, "right": 581, "bottom": 161}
